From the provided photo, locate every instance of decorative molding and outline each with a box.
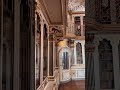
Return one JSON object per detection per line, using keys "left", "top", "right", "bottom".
{"left": 49, "top": 26, "right": 63, "bottom": 37}
{"left": 68, "top": 0, "right": 85, "bottom": 12}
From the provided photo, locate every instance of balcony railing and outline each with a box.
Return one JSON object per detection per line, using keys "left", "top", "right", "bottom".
{"left": 38, "top": 68, "right": 60, "bottom": 90}
{"left": 37, "top": 77, "right": 48, "bottom": 90}
{"left": 66, "top": 23, "right": 85, "bottom": 37}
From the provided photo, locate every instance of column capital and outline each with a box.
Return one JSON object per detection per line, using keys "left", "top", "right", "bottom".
{"left": 81, "top": 42, "right": 85, "bottom": 46}
{"left": 110, "top": 39, "right": 119, "bottom": 46}
{"left": 49, "top": 34, "right": 55, "bottom": 42}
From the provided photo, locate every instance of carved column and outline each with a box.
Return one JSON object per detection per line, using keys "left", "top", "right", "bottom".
{"left": 81, "top": 42, "right": 85, "bottom": 64}
{"left": 53, "top": 40, "right": 55, "bottom": 69}
{"left": 81, "top": 16, "right": 84, "bottom": 36}
{"left": 40, "top": 20, "right": 44, "bottom": 83}
{"left": 55, "top": 42, "right": 58, "bottom": 67}
{"left": 20, "top": 1, "right": 32, "bottom": 90}
{"left": 110, "top": 0, "right": 116, "bottom": 24}
{"left": 74, "top": 42, "right": 77, "bottom": 65}
{"left": 0, "top": 0, "right": 3, "bottom": 89}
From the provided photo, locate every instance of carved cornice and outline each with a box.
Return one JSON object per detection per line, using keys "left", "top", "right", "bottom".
{"left": 36, "top": 0, "right": 64, "bottom": 25}
{"left": 49, "top": 26, "right": 63, "bottom": 37}
{"left": 35, "top": 0, "right": 51, "bottom": 24}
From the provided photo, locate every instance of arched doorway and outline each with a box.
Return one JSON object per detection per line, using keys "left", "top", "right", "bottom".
{"left": 59, "top": 47, "right": 71, "bottom": 81}
{"left": 98, "top": 39, "right": 114, "bottom": 89}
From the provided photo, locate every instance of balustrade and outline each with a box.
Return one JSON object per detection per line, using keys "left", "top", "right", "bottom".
{"left": 38, "top": 68, "right": 59, "bottom": 90}
{"left": 66, "top": 23, "right": 85, "bottom": 37}
{"left": 37, "top": 77, "right": 48, "bottom": 90}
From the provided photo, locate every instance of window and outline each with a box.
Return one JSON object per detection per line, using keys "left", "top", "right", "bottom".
{"left": 74, "top": 16, "right": 81, "bottom": 36}
{"left": 76, "top": 43, "right": 83, "bottom": 64}
{"left": 98, "top": 39, "right": 114, "bottom": 89}
{"left": 62, "top": 52, "right": 69, "bottom": 69}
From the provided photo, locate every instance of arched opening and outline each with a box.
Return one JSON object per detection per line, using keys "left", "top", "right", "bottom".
{"left": 98, "top": 39, "right": 114, "bottom": 89}
{"left": 74, "top": 16, "right": 81, "bottom": 36}
{"left": 76, "top": 42, "right": 83, "bottom": 64}
{"left": 62, "top": 52, "right": 69, "bottom": 69}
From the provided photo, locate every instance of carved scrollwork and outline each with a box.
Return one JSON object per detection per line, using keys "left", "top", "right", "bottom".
{"left": 116, "top": 0, "right": 120, "bottom": 23}
{"left": 95, "top": 0, "right": 111, "bottom": 24}
{"left": 49, "top": 26, "right": 63, "bottom": 37}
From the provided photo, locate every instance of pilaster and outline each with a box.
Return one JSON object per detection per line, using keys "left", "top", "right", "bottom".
{"left": 14, "top": 0, "right": 20, "bottom": 89}
{"left": 74, "top": 42, "right": 77, "bottom": 65}
{"left": 40, "top": 20, "right": 44, "bottom": 83}
{"left": 0, "top": 0, "right": 3, "bottom": 89}
{"left": 81, "top": 16, "right": 84, "bottom": 36}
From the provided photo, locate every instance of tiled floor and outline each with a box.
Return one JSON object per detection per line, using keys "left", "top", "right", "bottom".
{"left": 59, "top": 80, "right": 85, "bottom": 90}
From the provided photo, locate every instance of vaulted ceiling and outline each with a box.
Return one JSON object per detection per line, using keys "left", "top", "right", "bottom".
{"left": 39, "top": 0, "right": 66, "bottom": 25}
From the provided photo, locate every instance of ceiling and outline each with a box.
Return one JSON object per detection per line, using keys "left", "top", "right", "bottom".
{"left": 39, "top": 0, "right": 65, "bottom": 25}
{"left": 68, "top": 0, "right": 85, "bottom": 12}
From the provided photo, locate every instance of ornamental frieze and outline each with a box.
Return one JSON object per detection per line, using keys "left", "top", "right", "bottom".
{"left": 49, "top": 26, "right": 63, "bottom": 37}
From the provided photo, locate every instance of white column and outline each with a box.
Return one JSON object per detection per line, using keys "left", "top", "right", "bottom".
{"left": 54, "top": 44, "right": 57, "bottom": 67}
{"left": 81, "top": 42, "right": 85, "bottom": 64}
{"left": 80, "top": 16, "right": 84, "bottom": 36}
{"left": 74, "top": 42, "right": 77, "bottom": 65}
{"left": 14, "top": 0, "right": 20, "bottom": 89}
{"left": 0, "top": 0, "right": 3, "bottom": 89}
{"left": 69, "top": 51, "right": 71, "bottom": 69}
{"left": 53, "top": 40, "right": 55, "bottom": 73}
{"left": 47, "top": 33, "right": 50, "bottom": 76}
{"left": 40, "top": 20, "right": 44, "bottom": 83}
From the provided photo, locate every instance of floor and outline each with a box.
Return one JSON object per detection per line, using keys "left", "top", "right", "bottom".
{"left": 59, "top": 80, "right": 85, "bottom": 90}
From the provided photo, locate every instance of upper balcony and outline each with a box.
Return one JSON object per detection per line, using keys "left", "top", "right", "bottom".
{"left": 65, "top": 23, "right": 85, "bottom": 40}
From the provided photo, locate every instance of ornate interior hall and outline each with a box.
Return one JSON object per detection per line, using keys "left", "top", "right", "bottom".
{"left": 0, "top": 0, "right": 85, "bottom": 90}
{"left": 1, "top": 0, "right": 120, "bottom": 90}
